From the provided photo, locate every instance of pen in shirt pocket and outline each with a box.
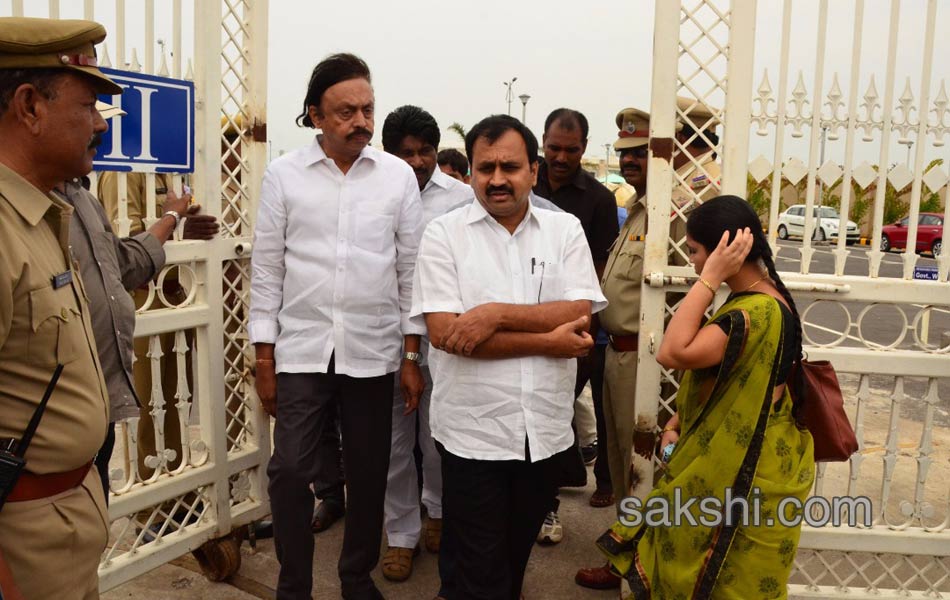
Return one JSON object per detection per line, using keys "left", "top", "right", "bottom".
{"left": 530, "top": 257, "right": 546, "bottom": 302}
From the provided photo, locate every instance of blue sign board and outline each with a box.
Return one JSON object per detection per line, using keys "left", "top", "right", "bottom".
{"left": 913, "top": 266, "right": 939, "bottom": 281}
{"left": 94, "top": 67, "right": 195, "bottom": 173}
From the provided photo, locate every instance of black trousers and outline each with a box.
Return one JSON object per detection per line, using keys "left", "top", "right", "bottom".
{"left": 437, "top": 442, "right": 558, "bottom": 600}
{"left": 312, "top": 400, "right": 345, "bottom": 507}
{"left": 268, "top": 361, "right": 393, "bottom": 600}
{"left": 581, "top": 344, "right": 611, "bottom": 491}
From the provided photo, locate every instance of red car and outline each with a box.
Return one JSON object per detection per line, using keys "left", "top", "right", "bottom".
{"left": 881, "top": 212, "right": 943, "bottom": 256}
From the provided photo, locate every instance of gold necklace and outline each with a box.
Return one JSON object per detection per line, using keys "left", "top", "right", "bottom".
{"left": 743, "top": 276, "right": 767, "bottom": 292}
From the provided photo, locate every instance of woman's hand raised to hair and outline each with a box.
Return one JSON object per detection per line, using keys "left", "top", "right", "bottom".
{"left": 700, "top": 228, "right": 754, "bottom": 286}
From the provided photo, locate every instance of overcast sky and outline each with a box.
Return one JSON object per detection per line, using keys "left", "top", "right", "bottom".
{"left": 5, "top": 0, "right": 949, "bottom": 169}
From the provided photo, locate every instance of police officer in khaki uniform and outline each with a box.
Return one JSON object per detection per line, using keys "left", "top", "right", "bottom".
{"left": 575, "top": 100, "right": 722, "bottom": 590}
{"left": 575, "top": 108, "right": 651, "bottom": 591}
{"left": 669, "top": 96, "right": 722, "bottom": 261}
{"left": 672, "top": 95, "right": 722, "bottom": 209}
{"left": 0, "top": 16, "right": 122, "bottom": 600}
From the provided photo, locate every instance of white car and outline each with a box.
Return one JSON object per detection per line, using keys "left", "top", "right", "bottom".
{"left": 776, "top": 204, "right": 860, "bottom": 245}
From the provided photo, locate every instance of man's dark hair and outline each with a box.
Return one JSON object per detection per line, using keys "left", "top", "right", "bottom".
{"left": 0, "top": 68, "right": 65, "bottom": 116}
{"left": 465, "top": 114, "right": 539, "bottom": 165}
{"left": 437, "top": 148, "right": 469, "bottom": 174}
{"left": 381, "top": 105, "right": 441, "bottom": 153}
{"left": 679, "top": 123, "right": 720, "bottom": 151}
{"left": 543, "top": 108, "right": 589, "bottom": 140}
{"left": 296, "top": 53, "right": 371, "bottom": 128}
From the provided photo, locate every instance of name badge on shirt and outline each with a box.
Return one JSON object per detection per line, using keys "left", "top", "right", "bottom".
{"left": 52, "top": 270, "right": 73, "bottom": 289}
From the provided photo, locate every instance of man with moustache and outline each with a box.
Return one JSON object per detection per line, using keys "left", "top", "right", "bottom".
{"left": 250, "top": 53, "right": 425, "bottom": 599}
{"left": 574, "top": 100, "right": 722, "bottom": 590}
{"left": 575, "top": 106, "right": 652, "bottom": 590}
{"left": 533, "top": 109, "right": 620, "bottom": 542}
{"left": 0, "top": 16, "right": 124, "bottom": 599}
{"left": 412, "top": 114, "right": 606, "bottom": 600}
{"left": 378, "top": 105, "right": 472, "bottom": 582}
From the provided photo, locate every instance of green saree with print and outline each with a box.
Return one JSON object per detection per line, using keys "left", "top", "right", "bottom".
{"left": 597, "top": 292, "right": 815, "bottom": 599}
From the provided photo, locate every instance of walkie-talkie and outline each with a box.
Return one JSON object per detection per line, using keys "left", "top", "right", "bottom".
{"left": 0, "top": 364, "right": 64, "bottom": 511}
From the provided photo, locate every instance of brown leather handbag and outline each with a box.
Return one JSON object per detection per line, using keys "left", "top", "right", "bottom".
{"left": 796, "top": 359, "right": 859, "bottom": 462}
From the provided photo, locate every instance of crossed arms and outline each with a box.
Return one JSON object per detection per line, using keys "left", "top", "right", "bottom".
{"left": 424, "top": 300, "right": 594, "bottom": 360}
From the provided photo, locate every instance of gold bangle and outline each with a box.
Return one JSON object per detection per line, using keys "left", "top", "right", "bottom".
{"left": 662, "top": 424, "right": 679, "bottom": 433}
{"left": 255, "top": 358, "right": 275, "bottom": 363}
{"left": 698, "top": 278, "right": 717, "bottom": 295}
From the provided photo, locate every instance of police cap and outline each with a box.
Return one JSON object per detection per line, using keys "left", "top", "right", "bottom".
{"left": 0, "top": 17, "right": 122, "bottom": 95}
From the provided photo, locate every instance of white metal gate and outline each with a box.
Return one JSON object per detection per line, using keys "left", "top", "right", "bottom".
{"left": 645, "top": 1, "right": 950, "bottom": 597}
{"left": 2, "top": 0, "right": 270, "bottom": 591}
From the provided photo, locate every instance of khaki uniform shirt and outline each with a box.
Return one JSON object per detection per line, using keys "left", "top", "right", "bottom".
{"left": 670, "top": 152, "right": 722, "bottom": 260}
{"left": 97, "top": 171, "right": 169, "bottom": 235}
{"left": 0, "top": 164, "right": 109, "bottom": 474}
{"left": 57, "top": 181, "right": 165, "bottom": 421}
{"left": 599, "top": 195, "right": 648, "bottom": 337}
{"left": 671, "top": 151, "right": 721, "bottom": 208}
{"left": 599, "top": 154, "right": 723, "bottom": 337}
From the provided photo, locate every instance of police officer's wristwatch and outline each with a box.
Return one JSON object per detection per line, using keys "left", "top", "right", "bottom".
{"left": 162, "top": 210, "right": 182, "bottom": 228}
{"left": 403, "top": 351, "right": 422, "bottom": 363}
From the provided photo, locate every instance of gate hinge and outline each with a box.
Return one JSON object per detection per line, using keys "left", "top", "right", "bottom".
{"left": 252, "top": 119, "right": 267, "bottom": 143}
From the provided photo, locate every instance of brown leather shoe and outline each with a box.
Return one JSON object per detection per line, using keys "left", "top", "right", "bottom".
{"left": 575, "top": 564, "right": 621, "bottom": 589}
{"left": 311, "top": 500, "right": 345, "bottom": 534}
{"left": 589, "top": 488, "right": 615, "bottom": 508}
{"left": 381, "top": 545, "right": 419, "bottom": 582}
{"left": 424, "top": 517, "right": 442, "bottom": 553}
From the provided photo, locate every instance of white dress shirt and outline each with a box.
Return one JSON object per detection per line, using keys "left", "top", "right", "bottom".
{"left": 411, "top": 200, "right": 608, "bottom": 462}
{"left": 249, "top": 136, "right": 426, "bottom": 377}
{"left": 421, "top": 166, "right": 474, "bottom": 224}
{"left": 415, "top": 167, "right": 475, "bottom": 365}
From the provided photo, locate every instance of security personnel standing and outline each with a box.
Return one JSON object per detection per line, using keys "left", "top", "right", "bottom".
{"left": 669, "top": 97, "right": 722, "bottom": 256}
{"left": 672, "top": 95, "right": 722, "bottom": 209}
{"left": 0, "top": 16, "right": 123, "bottom": 600}
{"left": 577, "top": 107, "right": 655, "bottom": 589}
{"left": 575, "top": 101, "right": 723, "bottom": 590}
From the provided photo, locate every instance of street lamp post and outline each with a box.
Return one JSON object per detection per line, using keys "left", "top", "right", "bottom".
{"left": 503, "top": 77, "right": 518, "bottom": 115}
{"left": 518, "top": 94, "right": 531, "bottom": 124}
{"left": 604, "top": 143, "right": 611, "bottom": 182}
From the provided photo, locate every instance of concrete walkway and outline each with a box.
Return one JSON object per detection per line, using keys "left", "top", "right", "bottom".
{"left": 103, "top": 470, "right": 619, "bottom": 599}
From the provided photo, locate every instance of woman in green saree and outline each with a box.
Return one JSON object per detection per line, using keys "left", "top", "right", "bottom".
{"left": 597, "top": 195, "right": 815, "bottom": 599}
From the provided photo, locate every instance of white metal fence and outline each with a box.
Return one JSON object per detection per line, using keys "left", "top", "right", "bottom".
{"left": 2, "top": 0, "right": 270, "bottom": 591}
{"left": 645, "top": 1, "right": 950, "bottom": 597}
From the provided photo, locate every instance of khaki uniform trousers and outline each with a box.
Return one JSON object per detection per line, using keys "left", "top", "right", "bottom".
{"left": 0, "top": 470, "right": 108, "bottom": 600}
{"left": 602, "top": 345, "right": 638, "bottom": 506}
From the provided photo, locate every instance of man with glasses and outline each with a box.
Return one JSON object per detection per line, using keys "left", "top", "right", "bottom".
{"left": 575, "top": 107, "right": 653, "bottom": 591}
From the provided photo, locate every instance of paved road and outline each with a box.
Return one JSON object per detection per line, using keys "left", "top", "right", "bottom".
{"left": 773, "top": 240, "right": 949, "bottom": 419}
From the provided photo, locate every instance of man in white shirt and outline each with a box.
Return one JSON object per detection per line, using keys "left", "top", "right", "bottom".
{"left": 378, "top": 105, "right": 472, "bottom": 583}
{"left": 412, "top": 115, "right": 607, "bottom": 600}
{"left": 250, "top": 53, "right": 426, "bottom": 600}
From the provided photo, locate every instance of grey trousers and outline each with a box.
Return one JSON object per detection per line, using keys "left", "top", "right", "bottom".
{"left": 268, "top": 363, "right": 394, "bottom": 600}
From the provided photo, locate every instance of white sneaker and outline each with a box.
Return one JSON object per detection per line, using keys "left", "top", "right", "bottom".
{"left": 536, "top": 510, "right": 563, "bottom": 545}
